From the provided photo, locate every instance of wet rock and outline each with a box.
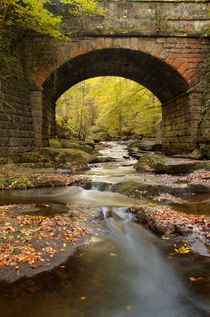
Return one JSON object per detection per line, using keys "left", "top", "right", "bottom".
{"left": 0, "top": 157, "right": 8, "bottom": 164}
{"left": 85, "top": 141, "right": 95, "bottom": 149}
{"left": 135, "top": 153, "right": 210, "bottom": 174}
{"left": 190, "top": 240, "right": 210, "bottom": 257}
{"left": 41, "top": 147, "right": 96, "bottom": 165}
{"left": 188, "top": 149, "right": 203, "bottom": 160}
{"left": 199, "top": 142, "right": 210, "bottom": 159}
{"left": 131, "top": 205, "right": 210, "bottom": 248}
{"left": 58, "top": 139, "right": 96, "bottom": 154}
{"left": 90, "top": 156, "right": 117, "bottom": 163}
{"left": 0, "top": 205, "right": 103, "bottom": 283}
{"left": 49, "top": 139, "right": 62, "bottom": 148}
{"left": 110, "top": 180, "right": 210, "bottom": 198}
{"left": 129, "top": 139, "right": 162, "bottom": 153}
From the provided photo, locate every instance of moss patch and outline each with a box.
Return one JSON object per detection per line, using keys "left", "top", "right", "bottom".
{"left": 42, "top": 147, "right": 96, "bottom": 164}
{"left": 135, "top": 154, "right": 210, "bottom": 174}
{"left": 59, "top": 140, "right": 95, "bottom": 154}
{"left": 49, "top": 139, "right": 62, "bottom": 148}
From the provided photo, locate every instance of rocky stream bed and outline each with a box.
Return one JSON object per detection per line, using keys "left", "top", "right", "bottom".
{"left": 0, "top": 140, "right": 209, "bottom": 317}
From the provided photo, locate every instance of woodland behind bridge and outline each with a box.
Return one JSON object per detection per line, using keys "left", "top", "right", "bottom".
{"left": 56, "top": 77, "right": 161, "bottom": 140}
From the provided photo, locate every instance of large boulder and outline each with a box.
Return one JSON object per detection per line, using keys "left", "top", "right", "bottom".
{"left": 129, "top": 139, "right": 162, "bottom": 152}
{"left": 128, "top": 139, "right": 162, "bottom": 159}
{"left": 42, "top": 147, "right": 97, "bottom": 165}
{"left": 53, "top": 139, "right": 96, "bottom": 154}
{"left": 135, "top": 153, "right": 210, "bottom": 174}
{"left": 110, "top": 179, "right": 210, "bottom": 198}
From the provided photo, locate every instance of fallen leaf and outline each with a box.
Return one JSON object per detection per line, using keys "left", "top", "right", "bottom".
{"left": 174, "top": 246, "right": 190, "bottom": 254}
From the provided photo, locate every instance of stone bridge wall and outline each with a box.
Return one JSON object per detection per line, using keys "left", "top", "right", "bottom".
{"left": 31, "top": 35, "right": 209, "bottom": 155}
{"left": 0, "top": 0, "right": 209, "bottom": 161}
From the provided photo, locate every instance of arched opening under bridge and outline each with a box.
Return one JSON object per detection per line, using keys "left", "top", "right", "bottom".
{"left": 39, "top": 48, "right": 190, "bottom": 154}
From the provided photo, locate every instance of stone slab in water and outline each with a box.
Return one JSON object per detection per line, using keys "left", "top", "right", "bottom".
{"left": 135, "top": 153, "right": 210, "bottom": 174}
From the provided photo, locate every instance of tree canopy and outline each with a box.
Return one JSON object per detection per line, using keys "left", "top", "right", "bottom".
{"left": 0, "top": 0, "right": 102, "bottom": 39}
{"left": 56, "top": 77, "right": 162, "bottom": 139}
{"left": 0, "top": 0, "right": 103, "bottom": 80}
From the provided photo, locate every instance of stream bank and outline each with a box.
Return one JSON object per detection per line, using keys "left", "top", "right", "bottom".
{"left": 0, "top": 141, "right": 209, "bottom": 317}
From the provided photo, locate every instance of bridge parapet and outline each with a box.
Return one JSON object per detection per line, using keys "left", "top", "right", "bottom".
{"left": 58, "top": 0, "right": 209, "bottom": 36}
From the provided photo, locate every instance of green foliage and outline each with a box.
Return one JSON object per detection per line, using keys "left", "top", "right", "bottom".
{"left": 57, "top": 80, "right": 100, "bottom": 139}
{"left": 151, "top": 5, "right": 168, "bottom": 32}
{"left": 0, "top": 0, "right": 104, "bottom": 81}
{"left": 0, "top": 177, "right": 11, "bottom": 187}
{"left": 0, "top": 0, "right": 102, "bottom": 38}
{"left": 56, "top": 77, "right": 162, "bottom": 139}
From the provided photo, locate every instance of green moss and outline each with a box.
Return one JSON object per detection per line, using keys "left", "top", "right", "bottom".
{"left": 0, "top": 175, "right": 34, "bottom": 189}
{"left": 0, "top": 158, "right": 8, "bottom": 164}
{"left": 21, "top": 151, "right": 53, "bottom": 164}
{"left": 49, "top": 139, "right": 62, "bottom": 148}
{"left": 60, "top": 139, "right": 95, "bottom": 153}
{"left": 0, "top": 177, "right": 12, "bottom": 187}
{"left": 135, "top": 155, "right": 162, "bottom": 172}
{"left": 42, "top": 147, "right": 97, "bottom": 164}
{"left": 116, "top": 181, "right": 141, "bottom": 196}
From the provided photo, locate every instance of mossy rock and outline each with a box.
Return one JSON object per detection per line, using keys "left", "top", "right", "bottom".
{"left": 199, "top": 143, "right": 210, "bottom": 159}
{"left": 0, "top": 177, "right": 11, "bottom": 187}
{"left": 135, "top": 154, "right": 210, "bottom": 174}
{"left": 113, "top": 181, "right": 141, "bottom": 197}
{"left": 0, "top": 157, "right": 8, "bottom": 164}
{"left": 20, "top": 151, "right": 53, "bottom": 164}
{"left": 188, "top": 149, "right": 203, "bottom": 160}
{"left": 84, "top": 141, "right": 95, "bottom": 148}
{"left": 129, "top": 140, "right": 161, "bottom": 152}
{"left": 59, "top": 140, "right": 95, "bottom": 154}
{"left": 42, "top": 147, "right": 97, "bottom": 164}
{"left": 49, "top": 139, "right": 62, "bottom": 148}
{"left": 21, "top": 152, "right": 43, "bottom": 163}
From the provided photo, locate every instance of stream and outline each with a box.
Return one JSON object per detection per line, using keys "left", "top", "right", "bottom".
{"left": 0, "top": 141, "right": 209, "bottom": 317}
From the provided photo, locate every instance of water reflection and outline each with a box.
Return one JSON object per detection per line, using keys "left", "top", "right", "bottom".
{"left": 0, "top": 218, "right": 208, "bottom": 317}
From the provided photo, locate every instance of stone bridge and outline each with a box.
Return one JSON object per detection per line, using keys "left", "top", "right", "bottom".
{"left": 0, "top": 0, "right": 209, "bottom": 161}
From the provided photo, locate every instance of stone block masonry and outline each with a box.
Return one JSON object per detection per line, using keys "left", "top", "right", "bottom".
{"left": 0, "top": 69, "right": 34, "bottom": 161}
{"left": 0, "top": 0, "right": 209, "bottom": 159}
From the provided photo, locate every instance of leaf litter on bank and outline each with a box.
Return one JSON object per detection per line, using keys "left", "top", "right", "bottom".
{"left": 0, "top": 204, "right": 97, "bottom": 272}
{"left": 0, "top": 169, "right": 87, "bottom": 190}
{"left": 131, "top": 205, "right": 210, "bottom": 246}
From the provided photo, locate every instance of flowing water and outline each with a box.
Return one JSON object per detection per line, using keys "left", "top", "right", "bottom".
{"left": 0, "top": 142, "right": 209, "bottom": 317}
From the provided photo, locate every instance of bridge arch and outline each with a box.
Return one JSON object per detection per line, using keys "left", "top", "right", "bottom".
{"left": 36, "top": 47, "right": 193, "bottom": 154}
{"left": 42, "top": 48, "right": 189, "bottom": 103}
{"left": 0, "top": 0, "right": 209, "bottom": 159}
